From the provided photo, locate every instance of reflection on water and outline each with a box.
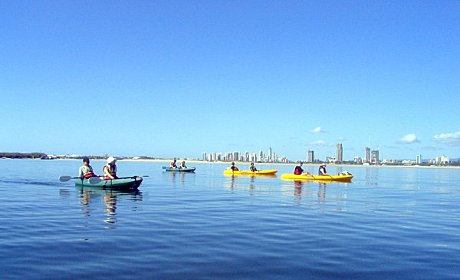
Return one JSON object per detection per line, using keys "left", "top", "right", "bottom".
{"left": 226, "top": 176, "right": 236, "bottom": 190}
{"left": 280, "top": 180, "right": 351, "bottom": 210}
{"left": 365, "top": 167, "right": 379, "bottom": 186}
{"left": 76, "top": 186, "right": 142, "bottom": 224}
{"left": 3, "top": 160, "right": 460, "bottom": 279}
{"left": 317, "top": 183, "right": 326, "bottom": 204}
{"left": 103, "top": 194, "right": 117, "bottom": 224}
{"left": 167, "top": 171, "right": 195, "bottom": 187}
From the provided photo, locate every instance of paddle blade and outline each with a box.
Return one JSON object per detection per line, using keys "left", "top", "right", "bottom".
{"left": 59, "top": 176, "right": 72, "bottom": 182}
{"left": 89, "top": 177, "right": 102, "bottom": 184}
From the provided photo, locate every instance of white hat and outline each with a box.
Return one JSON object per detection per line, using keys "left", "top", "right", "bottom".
{"left": 107, "top": 156, "right": 117, "bottom": 164}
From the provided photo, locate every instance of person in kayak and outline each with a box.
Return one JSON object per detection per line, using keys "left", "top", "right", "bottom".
{"left": 294, "top": 161, "right": 304, "bottom": 175}
{"left": 170, "top": 159, "right": 177, "bottom": 168}
{"left": 249, "top": 162, "right": 258, "bottom": 172}
{"left": 230, "top": 162, "right": 239, "bottom": 171}
{"left": 180, "top": 160, "right": 187, "bottom": 169}
{"left": 103, "top": 156, "right": 118, "bottom": 180}
{"left": 79, "top": 157, "right": 96, "bottom": 179}
{"left": 318, "top": 163, "right": 328, "bottom": 175}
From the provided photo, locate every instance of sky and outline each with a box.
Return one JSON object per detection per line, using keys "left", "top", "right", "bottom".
{"left": 1, "top": 0, "right": 460, "bottom": 161}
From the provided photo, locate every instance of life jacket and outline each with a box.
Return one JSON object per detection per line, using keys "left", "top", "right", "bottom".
{"left": 171, "top": 162, "right": 177, "bottom": 168}
{"left": 81, "top": 165, "right": 95, "bottom": 178}
{"left": 294, "top": 166, "right": 303, "bottom": 175}
{"left": 103, "top": 164, "right": 117, "bottom": 179}
{"left": 318, "top": 166, "right": 327, "bottom": 175}
{"left": 84, "top": 172, "right": 95, "bottom": 179}
{"left": 231, "top": 166, "right": 239, "bottom": 171}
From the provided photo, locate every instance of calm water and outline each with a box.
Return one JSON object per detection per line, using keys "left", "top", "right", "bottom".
{"left": 1, "top": 159, "right": 460, "bottom": 279}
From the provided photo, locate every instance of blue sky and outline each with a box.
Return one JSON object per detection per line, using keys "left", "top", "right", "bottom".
{"left": 1, "top": 0, "right": 459, "bottom": 161}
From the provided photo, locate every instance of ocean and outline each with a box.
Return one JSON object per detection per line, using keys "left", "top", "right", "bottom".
{"left": 1, "top": 159, "right": 459, "bottom": 279}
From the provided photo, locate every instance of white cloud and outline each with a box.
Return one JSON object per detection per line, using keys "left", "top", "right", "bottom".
{"left": 311, "top": 127, "right": 325, "bottom": 133}
{"left": 310, "top": 140, "right": 329, "bottom": 147}
{"left": 422, "top": 146, "right": 444, "bottom": 151}
{"left": 399, "top": 133, "right": 420, "bottom": 144}
{"left": 433, "top": 131, "right": 460, "bottom": 146}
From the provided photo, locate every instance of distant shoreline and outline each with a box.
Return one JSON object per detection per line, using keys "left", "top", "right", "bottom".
{"left": 6, "top": 157, "right": 457, "bottom": 169}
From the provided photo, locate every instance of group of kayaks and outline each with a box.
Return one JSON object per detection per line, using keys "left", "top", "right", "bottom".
{"left": 59, "top": 166, "right": 198, "bottom": 190}
{"left": 223, "top": 169, "right": 353, "bottom": 182}
{"left": 60, "top": 165, "right": 353, "bottom": 190}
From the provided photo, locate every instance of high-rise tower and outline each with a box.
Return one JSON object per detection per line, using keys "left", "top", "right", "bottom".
{"left": 336, "top": 143, "right": 343, "bottom": 163}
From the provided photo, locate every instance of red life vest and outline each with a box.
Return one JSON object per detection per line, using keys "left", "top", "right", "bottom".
{"left": 84, "top": 172, "right": 95, "bottom": 179}
{"left": 294, "top": 166, "right": 303, "bottom": 175}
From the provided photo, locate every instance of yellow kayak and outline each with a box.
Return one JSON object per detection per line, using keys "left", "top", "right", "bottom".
{"left": 223, "top": 169, "right": 278, "bottom": 176}
{"left": 280, "top": 172, "right": 353, "bottom": 182}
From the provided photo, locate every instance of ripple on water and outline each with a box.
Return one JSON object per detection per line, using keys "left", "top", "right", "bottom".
{"left": 2, "top": 162, "right": 460, "bottom": 279}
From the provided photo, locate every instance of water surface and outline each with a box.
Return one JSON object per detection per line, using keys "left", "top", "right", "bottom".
{"left": 1, "top": 160, "right": 459, "bottom": 279}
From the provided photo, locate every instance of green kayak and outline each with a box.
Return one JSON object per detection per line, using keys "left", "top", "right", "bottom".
{"left": 75, "top": 176, "right": 143, "bottom": 189}
{"left": 162, "top": 167, "right": 196, "bottom": 172}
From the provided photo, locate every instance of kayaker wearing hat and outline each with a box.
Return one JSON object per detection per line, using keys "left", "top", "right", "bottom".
{"left": 79, "top": 157, "right": 96, "bottom": 179}
{"left": 294, "top": 161, "right": 304, "bottom": 175}
{"left": 318, "top": 163, "right": 328, "bottom": 175}
{"left": 103, "top": 156, "right": 118, "bottom": 180}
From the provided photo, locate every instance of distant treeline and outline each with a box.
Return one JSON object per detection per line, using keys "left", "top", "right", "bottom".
{"left": 0, "top": 152, "right": 47, "bottom": 159}
{"left": 0, "top": 153, "right": 159, "bottom": 160}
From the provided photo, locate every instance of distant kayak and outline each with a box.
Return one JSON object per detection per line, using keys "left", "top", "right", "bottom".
{"left": 223, "top": 169, "right": 278, "bottom": 176}
{"left": 280, "top": 172, "right": 353, "bottom": 182}
{"left": 75, "top": 176, "right": 143, "bottom": 189}
{"left": 162, "top": 167, "right": 196, "bottom": 172}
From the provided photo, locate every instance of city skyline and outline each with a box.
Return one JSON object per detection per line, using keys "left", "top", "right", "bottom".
{"left": 203, "top": 147, "right": 289, "bottom": 163}
{"left": 202, "top": 144, "right": 458, "bottom": 165}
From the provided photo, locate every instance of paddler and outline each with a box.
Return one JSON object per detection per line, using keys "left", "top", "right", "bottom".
{"left": 293, "top": 161, "right": 304, "bottom": 175}
{"left": 318, "top": 163, "right": 328, "bottom": 175}
{"left": 249, "top": 162, "right": 258, "bottom": 172}
{"left": 170, "top": 159, "right": 177, "bottom": 168}
{"left": 230, "top": 162, "right": 239, "bottom": 171}
{"left": 79, "top": 157, "right": 96, "bottom": 179}
{"left": 103, "top": 156, "right": 118, "bottom": 180}
{"left": 180, "top": 160, "right": 187, "bottom": 169}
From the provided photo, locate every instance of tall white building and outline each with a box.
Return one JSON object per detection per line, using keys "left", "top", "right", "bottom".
{"left": 308, "top": 150, "right": 315, "bottom": 163}
{"left": 365, "top": 147, "right": 371, "bottom": 163}
{"left": 371, "top": 150, "right": 380, "bottom": 164}
{"left": 416, "top": 154, "right": 422, "bottom": 164}
{"left": 336, "top": 143, "right": 343, "bottom": 163}
{"left": 233, "top": 152, "right": 239, "bottom": 162}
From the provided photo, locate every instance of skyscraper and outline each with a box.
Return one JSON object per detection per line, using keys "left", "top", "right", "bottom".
{"left": 308, "top": 150, "right": 315, "bottom": 163}
{"left": 365, "top": 147, "right": 371, "bottom": 163}
{"left": 233, "top": 151, "right": 239, "bottom": 162}
{"left": 371, "top": 150, "right": 379, "bottom": 164}
{"left": 336, "top": 143, "right": 343, "bottom": 163}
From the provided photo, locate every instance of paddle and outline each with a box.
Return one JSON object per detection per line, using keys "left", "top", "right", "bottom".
{"left": 59, "top": 176, "right": 82, "bottom": 182}
{"left": 89, "top": 175, "right": 149, "bottom": 184}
